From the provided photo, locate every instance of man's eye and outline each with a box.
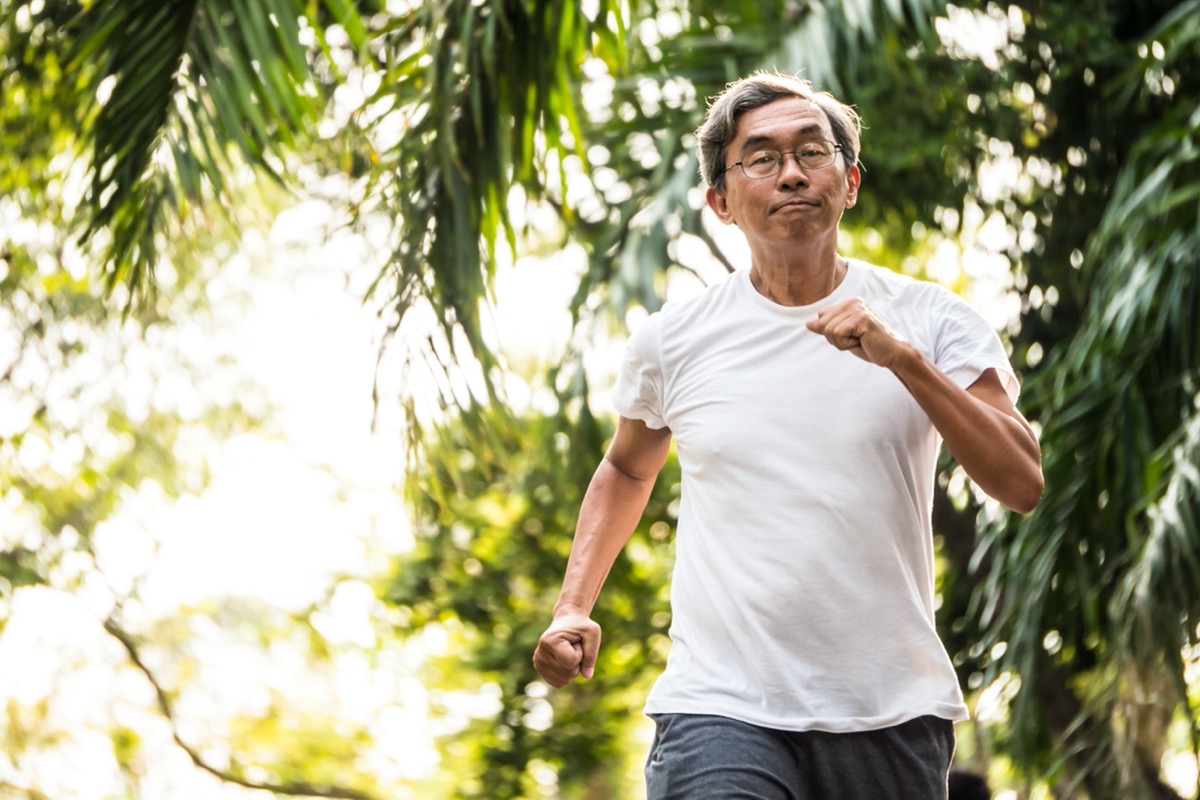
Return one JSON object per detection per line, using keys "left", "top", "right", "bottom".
{"left": 747, "top": 152, "right": 777, "bottom": 166}
{"left": 799, "top": 145, "right": 829, "bottom": 157}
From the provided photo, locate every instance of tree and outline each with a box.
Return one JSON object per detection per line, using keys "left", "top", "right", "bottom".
{"left": 5, "top": 0, "right": 1200, "bottom": 797}
{"left": 968, "top": 3, "right": 1200, "bottom": 795}
{"left": 0, "top": 2, "right": 400, "bottom": 796}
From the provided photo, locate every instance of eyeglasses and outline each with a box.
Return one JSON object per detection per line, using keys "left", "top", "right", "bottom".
{"left": 722, "top": 141, "right": 844, "bottom": 180}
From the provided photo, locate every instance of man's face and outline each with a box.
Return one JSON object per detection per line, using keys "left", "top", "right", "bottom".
{"left": 706, "top": 97, "right": 860, "bottom": 249}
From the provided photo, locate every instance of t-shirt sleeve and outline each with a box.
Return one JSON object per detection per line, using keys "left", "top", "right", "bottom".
{"left": 611, "top": 313, "right": 669, "bottom": 429}
{"left": 929, "top": 286, "right": 1020, "bottom": 403}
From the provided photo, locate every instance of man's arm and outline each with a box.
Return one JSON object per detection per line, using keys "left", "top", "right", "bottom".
{"left": 532, "top": 415, "right": 672, "bottom": 687}
{"left": 807, "top": 298, "right": 1043, "bottom": 513}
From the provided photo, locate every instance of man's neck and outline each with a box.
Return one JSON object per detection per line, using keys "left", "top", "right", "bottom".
{"left": 748, "top": 248, "right": 847, "bottom": 307}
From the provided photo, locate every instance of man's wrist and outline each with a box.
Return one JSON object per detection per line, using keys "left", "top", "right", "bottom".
{"left": 886, "top": 340, "right": 925, "bottom": 378}
{"left": 552, "top": 600, "right": 591, "bottom": 619}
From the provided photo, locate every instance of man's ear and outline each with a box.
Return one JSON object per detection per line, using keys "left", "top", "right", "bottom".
{"left": 707, "top": 185, "right": 737, "bottom": 225}
{"left": 845, "top": 165, "right": 861, "bottom": 208}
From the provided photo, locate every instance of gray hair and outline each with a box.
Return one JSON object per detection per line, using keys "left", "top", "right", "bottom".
{"left": 696, "top": 71, "right": 862, "bottom": 190}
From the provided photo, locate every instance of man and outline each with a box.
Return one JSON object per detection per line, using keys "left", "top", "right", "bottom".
{"left": 533, "top": 71, "right": 1043, "bottom": 799}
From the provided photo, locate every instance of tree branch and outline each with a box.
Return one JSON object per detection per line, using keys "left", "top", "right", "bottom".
{"left": 103, "top": 617, "right": 380, "bottom": 800}
{"left": 689, "top": 210, "right": 737, "bottom": 275}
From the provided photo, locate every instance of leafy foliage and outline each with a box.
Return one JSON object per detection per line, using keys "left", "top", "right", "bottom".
{"left": 2, "top": 0, "right": 356, "bottom": 303}
{"left": 974, "top": 16, "right": 1200, "bottom": 799}
{"left": 5, "top": 0, "right": 1200, "bottom": 796}
{"left": 389, "top": 401, "right": 678, "bottom": 797}
{"left": 363, "top": 0, "right": 627, "bottom": 374}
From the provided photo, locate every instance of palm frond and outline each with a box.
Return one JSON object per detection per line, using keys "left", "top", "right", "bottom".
{"left": 367, "top": 0, "right": 626, "bottom": 406}
{"left": 975, "top": 5, "right": 1200, "bottom": 774}
{"left": 63, "top": 0, "right": 363, "bottom": 301}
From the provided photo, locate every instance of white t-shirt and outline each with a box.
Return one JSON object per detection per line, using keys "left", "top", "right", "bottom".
{"left": 612, "top": 260, "right": 1017, "bottom": 733}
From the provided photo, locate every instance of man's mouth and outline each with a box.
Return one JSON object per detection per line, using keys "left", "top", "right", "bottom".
{"left": 774, "top": 199, "right": 817, "bottom": 212}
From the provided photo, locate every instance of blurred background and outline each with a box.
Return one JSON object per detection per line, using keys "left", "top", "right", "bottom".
{"left": 0, "top": 0, "right": 1197, "bottom": 797}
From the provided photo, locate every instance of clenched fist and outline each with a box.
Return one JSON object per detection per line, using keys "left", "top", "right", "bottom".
{"left": 533, "top": 611, "right": 602, "bottom": 688}
{"left": 805, "top": 297, "right": 911, "bottom": 368}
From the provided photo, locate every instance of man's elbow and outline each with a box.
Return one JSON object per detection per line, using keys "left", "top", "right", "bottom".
{"left": 1002, "top": 429, "right": 1044, "bottom": 513}
{"left": 1004, "top": 467, "right": 1045, "bottom": 514}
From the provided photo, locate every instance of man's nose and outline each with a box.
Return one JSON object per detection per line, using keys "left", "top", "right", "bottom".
{"left": 776, "top": 153, "right": 811, "bottom": 186}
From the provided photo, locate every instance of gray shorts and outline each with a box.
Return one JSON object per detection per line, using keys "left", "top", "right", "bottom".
{"left": 644, "top": 713, "right": 955, "bottom": 800}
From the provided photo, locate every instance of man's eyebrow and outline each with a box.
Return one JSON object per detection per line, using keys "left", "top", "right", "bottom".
{"left": 738, "top": 124, "right": 826, "bottom": 152}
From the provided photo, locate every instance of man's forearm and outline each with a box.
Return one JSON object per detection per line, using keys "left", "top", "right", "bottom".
{"left": 890, "top": 346, "right": 1043, "bottom": 513}
{"left": 553, "top": 455, "right": 660, "bottom": 616}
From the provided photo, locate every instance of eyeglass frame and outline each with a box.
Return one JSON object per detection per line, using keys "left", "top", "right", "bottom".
{"left": 720, "top": 140, "right": 846, "bottom": 180}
